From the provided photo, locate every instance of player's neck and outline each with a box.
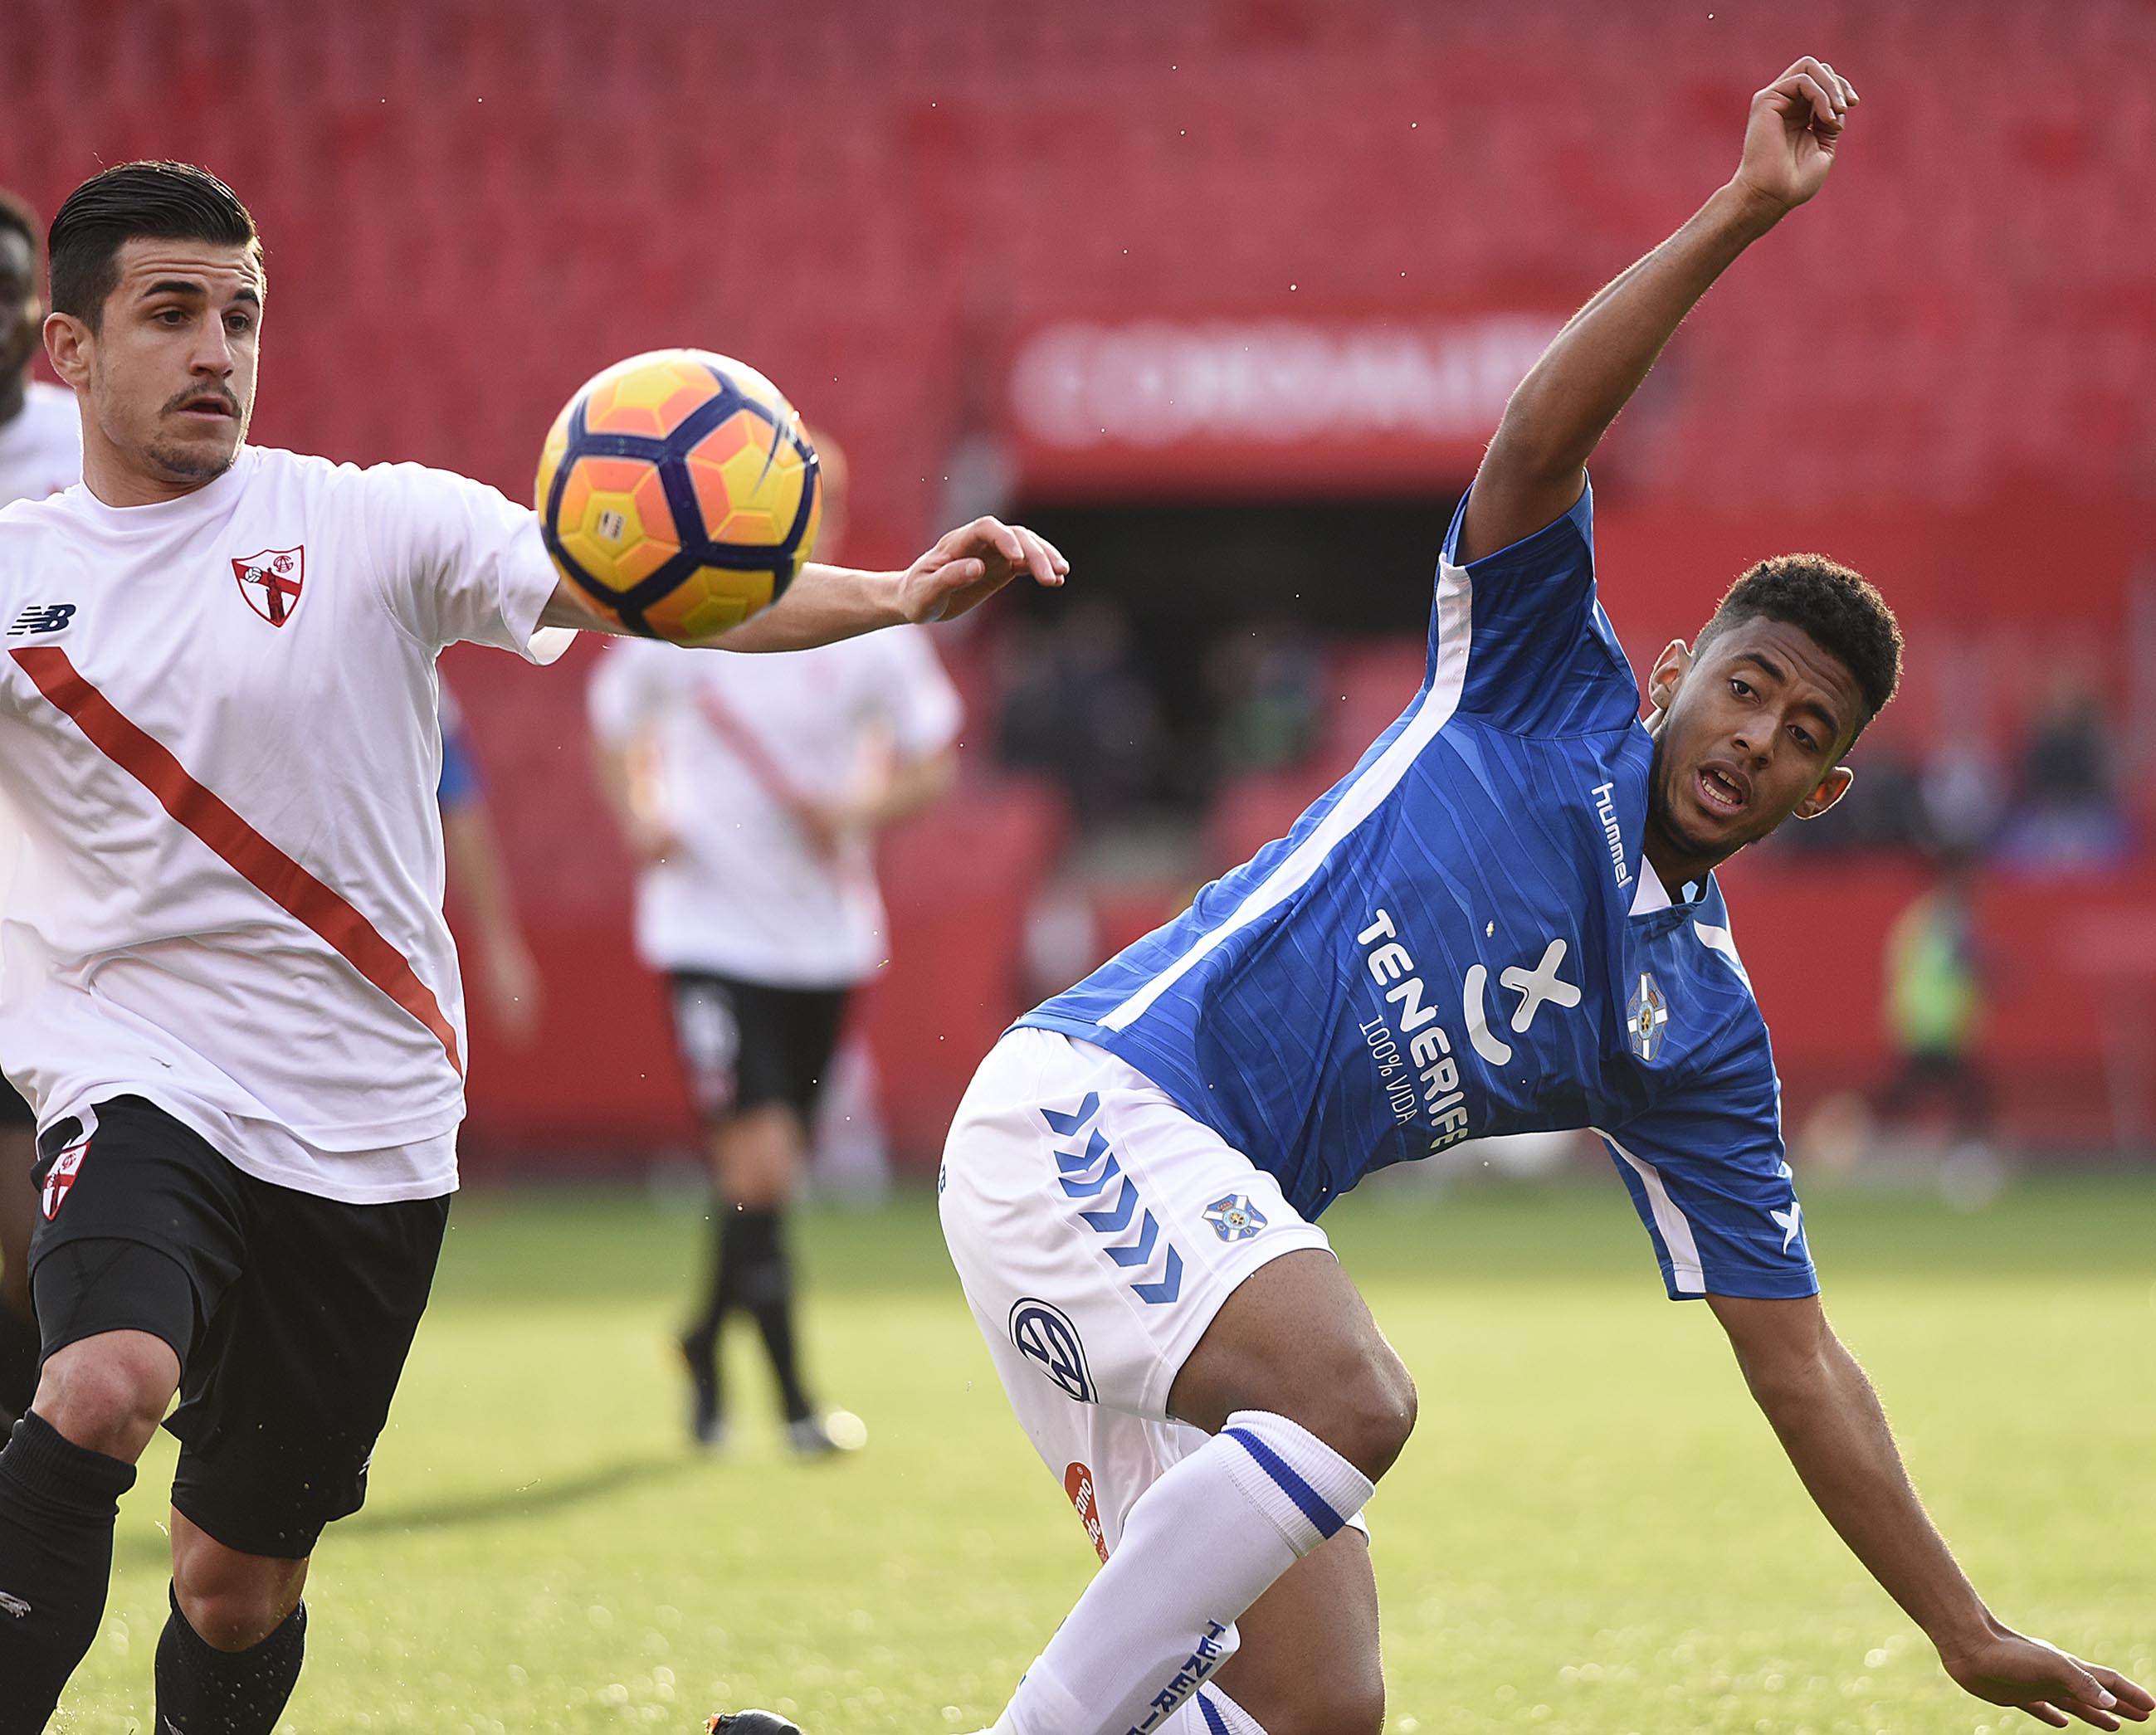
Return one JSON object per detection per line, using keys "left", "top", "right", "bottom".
{"left": 1641, "top": 826, "right": 1729, "bottom": 899}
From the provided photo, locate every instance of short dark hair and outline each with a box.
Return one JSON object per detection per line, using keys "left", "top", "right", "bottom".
{"left": 1697, "top": 553, "right": 1902, "bottom": 741}
{"left": 48, "top": 161, "right": 259, "bottom": 329}
{"left": 0, "top": 189, "right": 37, "bottom": 261}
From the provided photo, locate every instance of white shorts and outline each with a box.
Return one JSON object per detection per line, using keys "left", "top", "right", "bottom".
{"left": 939, "top": 1027, "right": 1340, "bottom": 1562}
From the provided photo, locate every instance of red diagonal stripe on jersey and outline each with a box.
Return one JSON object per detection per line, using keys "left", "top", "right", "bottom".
{"left": 11, "top": 646, "right": 463, "bottom": 1075}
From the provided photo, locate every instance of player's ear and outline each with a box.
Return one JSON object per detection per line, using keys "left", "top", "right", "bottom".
{"left": 1793, "top": 763, "right": 1854, "bottom": 821}
{"left": 43, "top": 310, "right": 90, "bottom": 390}
{"left": 1646, "top": 638, "right": 1692, "bottom": 715}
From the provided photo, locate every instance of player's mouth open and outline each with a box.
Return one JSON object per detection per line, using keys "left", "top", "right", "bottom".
{"left": 1695, "top": 764, "right": 1749, "bottom": 816}
{"left": 174, "top": 394, "right": 235, "bottom": 419}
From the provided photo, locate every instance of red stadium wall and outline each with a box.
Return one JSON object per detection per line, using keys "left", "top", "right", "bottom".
{"left": 8, "top": 0, "right": 2153, "bottom": 1167}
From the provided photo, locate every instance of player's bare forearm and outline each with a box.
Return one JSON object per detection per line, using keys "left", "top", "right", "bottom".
{"left": 539, "top": 518, "right": 1066, "bottom": 651}
{"left": 705, "top": 563, "right": 910, "bottom": 651}
{"left": 1709, "top": 1295, "right": 1990, "bottom": 1645}
{"left": 1710, "top": 1294, "right": 2151, "bottom": 1729}
{"left": 1457, "top": 57, "right": 1856, "bottom": 564}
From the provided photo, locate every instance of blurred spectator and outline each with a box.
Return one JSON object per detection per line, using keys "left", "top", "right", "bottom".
{"left": 1918, "top": 736, "right": 2009, "bottom": 860}
{"left": 1207, "top": 621, "right": 1322, "bottom": 778}
{"left": 1875, "top": 855, "right": 1991, "bottom": 1146}
{"left": 995, "top": 598, "right": 1160, "bottom": 822}
{"left": 1997, "top": 671, "right": 2130, "bottom": 870}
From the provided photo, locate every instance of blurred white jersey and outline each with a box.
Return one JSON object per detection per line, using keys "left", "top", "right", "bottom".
{"left": 0, "top": 383, "right": 84, "bottom": 948}
{"left": 588, "top": 626, "right": 962, "bottom": 988}
{"left": 0, "top": 445, "right": 563, "bottom": 1202}
{"left": 0, "top": 382, "right": 82, "bottom": 511}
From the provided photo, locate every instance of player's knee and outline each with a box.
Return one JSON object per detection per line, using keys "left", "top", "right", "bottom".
{"left": 1280, "top": 1680, "right": 1385, "bottom": 1735}
{"left": 1319, "top": 1343, "right": 1417, "bottom": 1483}
{"left": 173, "top": 1548, "right": 308, "bottom": 1653}
{"left": 32, "top": 1333, "right": 179, "bottom": 1461}
{"left": 1237, "top": 1658, "right": 1385, "bottom": 1735}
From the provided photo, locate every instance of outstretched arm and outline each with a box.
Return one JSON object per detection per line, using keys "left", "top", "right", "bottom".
{"left": 540, "top": 516, "right": 1067, "bottom": 649}
{"left": 1456, "top": 56, "right": 1857, "bottom": 565}
{"left": 1709, "top": 1293, "right": 2151, "bottom": 1730}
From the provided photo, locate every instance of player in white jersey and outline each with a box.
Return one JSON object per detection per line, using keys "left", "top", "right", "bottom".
{"left": 0, "top": 189, "right": 82, "bottom": 1435}
{"left": 0, "top": 161, "right": 1064, "bottom": 1735}
{"left": 590, "top": 436, "right": 963, "bottom": 1455}
{"left": 747, "top": 61, "right": 2150, "bottom": 1735}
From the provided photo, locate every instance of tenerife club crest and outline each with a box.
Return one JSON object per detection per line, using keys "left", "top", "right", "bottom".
{"left": 232, "top": 546, "right": 305, "bottom": 626}
{"left": 1202, "top": 1192, "right": 1268, "bottom": 1243}
{"left": 1627, "top": 971, "right": 1670, "bottom": 1062}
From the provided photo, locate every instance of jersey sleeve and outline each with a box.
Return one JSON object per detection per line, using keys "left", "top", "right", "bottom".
{"left": 356, "top": 462, "right": 564, "bottom": 662}
{"left": 873, "top": 626, "right": 964, "bottom": 759}
{"left": 1597, "top": 1051, "right": 1817, "bottom": 1302}
{"left": 1433, "top": 477, "right": 1641, "bottom": 735}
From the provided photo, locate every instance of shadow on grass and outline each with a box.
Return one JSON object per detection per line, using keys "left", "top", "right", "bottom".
{"left": 115, "top": 1453, "right": 696, "bottom": 1570}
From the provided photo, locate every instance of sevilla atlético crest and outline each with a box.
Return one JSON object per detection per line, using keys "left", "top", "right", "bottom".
{"left": 41, "top": 1141, "right": 87, "bottom": 1221}
{"left": 232, "top": 546, "right": 305, "bottom": 626}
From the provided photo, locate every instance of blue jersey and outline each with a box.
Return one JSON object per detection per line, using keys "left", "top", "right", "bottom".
{"left": 1022, "top": 484, "right": 1815, "bottom": 1301}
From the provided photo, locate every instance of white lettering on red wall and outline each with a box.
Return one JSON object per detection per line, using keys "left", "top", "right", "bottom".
{"left": 1010, "top": 315, "right": 1565, "bottom": 451}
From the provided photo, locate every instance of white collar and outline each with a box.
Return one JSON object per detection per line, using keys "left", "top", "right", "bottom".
{"left": 1630, "top": 859, "right": 1671, "bottom": 916}
{"left": 1630, "top": 859, "right": 1705, "bottom": 916}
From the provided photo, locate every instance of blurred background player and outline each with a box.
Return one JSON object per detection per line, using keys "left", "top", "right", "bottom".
{"left": 1876, "top": 851, "right": 1991, "bottom": 1153}
{"left": 0, "top": 188, "right": 82, "bottom": 1434}
{"left": 588, "top": 431, "right": 964, "bottom": 1455}
{"left": 437, "top": 681, "right": 544, "bottom": 1047}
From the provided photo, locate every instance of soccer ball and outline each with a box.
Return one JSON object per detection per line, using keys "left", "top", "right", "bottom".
{"left": 535, "top": 349, "right": 822, "bottom": 640}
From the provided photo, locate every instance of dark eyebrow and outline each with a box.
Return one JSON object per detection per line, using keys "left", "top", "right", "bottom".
{"left": 139, "top": 281, "right": 261, "bottom": 306}
{"left": 1734, "top": 651, "right": 1841, "bottom": 741}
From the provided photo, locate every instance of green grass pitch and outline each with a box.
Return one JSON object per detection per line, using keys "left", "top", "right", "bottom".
{"left": 56, "top": 1173, "right": 2155, "bottom": 1733}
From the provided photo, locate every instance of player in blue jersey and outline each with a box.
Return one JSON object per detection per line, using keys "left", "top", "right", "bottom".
{"left": 913, "top": 56, "right": 2152, "bottom": 1735}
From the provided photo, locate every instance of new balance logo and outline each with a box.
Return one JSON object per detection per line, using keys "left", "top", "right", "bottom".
{"left": 7, "top": 603, "right": 76, "bottom": 636}
{"left": 0, "top": 1589, "right": 30, "bottom": 1618}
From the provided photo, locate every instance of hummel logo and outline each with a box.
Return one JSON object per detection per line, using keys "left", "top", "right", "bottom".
{"left": 7, "top": 602, "right": 76, "bottom": 636}
{"left": 1770, "top": 1201, "right": 1804, "bottom": 1253}
{"left": 0, "top": 1588, "right": 30, "bottom": 1618}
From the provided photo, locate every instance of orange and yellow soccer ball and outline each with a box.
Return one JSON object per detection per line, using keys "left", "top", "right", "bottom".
{"left": 536, "top": 349, "right": 822, "bottom": 640}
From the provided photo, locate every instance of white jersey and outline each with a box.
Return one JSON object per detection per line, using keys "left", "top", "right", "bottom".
{"left": 0, "top": 383, "right": 83, "bottom": 944}
{"left": 0, "top": 382, "right": 83, "bottom": 511}
{"left": 0, "top": 444, "right": 563, "bottom": 1202}
{"left": 588, "top": 626, "right": 962, "bottom": 988}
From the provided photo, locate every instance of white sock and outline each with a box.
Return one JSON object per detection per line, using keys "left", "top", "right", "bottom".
{"left": 1163, "top": 1685, "right": 1270, "bottom": 1734}
{"left": 992, "top": 1411, "right": 1372, "bottom": 1735}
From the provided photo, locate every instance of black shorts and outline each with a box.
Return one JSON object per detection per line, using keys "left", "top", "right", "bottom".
{"left": 0, "top": 1074, "right": 32, "bottom": 1128}
{"left": 27, "top": 1097, "right": 449, "bottom": 1558}
{"left": 668, "top": 971, "right": 851, "bottom": 1123}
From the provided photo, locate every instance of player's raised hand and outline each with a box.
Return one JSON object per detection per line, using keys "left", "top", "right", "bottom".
{"left": 1940, "top": 1628, "right": 2153, "bottom": 1729}
{"left": 1732, "top": 56, "right": 1857, "bottom": 216}
{"left": 897, "top": 517, "right": 1067, "bottom": 625}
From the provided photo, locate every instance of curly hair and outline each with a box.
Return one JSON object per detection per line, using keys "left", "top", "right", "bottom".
{"left": 1696, "top": 553, "right": 1902, "bottom": 739}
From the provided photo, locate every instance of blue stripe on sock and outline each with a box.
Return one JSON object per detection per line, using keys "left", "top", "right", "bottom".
{"left": 1223, "top": 1426, "right": 1344, "bottom": 1539}
{"left": 1198, "top": 1689, "right": 1230, "bottom": 1733}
